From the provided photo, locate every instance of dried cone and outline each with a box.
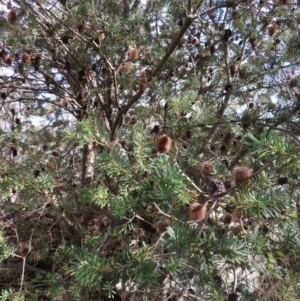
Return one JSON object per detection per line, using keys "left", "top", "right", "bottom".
{"left": 47, "top": 162, "right": 56, "bottom": 170}
{"left": 156, "top": 134, "right": 172, "bottom": 153}
{"left": 129, "top": 48, "right": 139, "bottom": 60}
{"left": 268, "top": 24, "right": 278, "bottom": 36}
{"left": 201, "top": 161, "right": 213, "bottom": 176}
{"left": 224, "top": 213, "right": 233, "bottom": 224}
{"left": 290, "top": 78, "right": 298, "bottom": 88}
{"left": 52, "top": 150, "right": 61, "bottom": 157}
{"left": 189, "top": 202, "right": 207, "bottom": 221}
{"left": 140, "top": 70, "right": 147, "bottom": 90}
{"left": 155, "top": 217, "right": 170, "bottom": 233}
{"left": 75, "top": 23, "right": 84, "bottom": 33}
{"left": 39, "top": 29, "right": 47, "bottom": 38}
{"left": 232, "top": 166, "right": 253, "bottom": 185}
{"left": 250, "top": 38, "right": 258, "bottom": 50}
{"left": 22, "top": 53, "right": 31, "bottom": 64}
{"left": 7, "top": 10, "right": 17, "bottom": 24}
{"left": 4, "top": 56, "right": 13, "bottom": 65}
{"left": 122, "top": 62, "right": 132, "bottom": 74}
{"left": 277, "top": 176, "right": 288, "bottom": 185}
{"left": 228, "top": 293, "right": 238, "bottom": 301}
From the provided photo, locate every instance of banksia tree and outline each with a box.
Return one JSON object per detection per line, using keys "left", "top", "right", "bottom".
{"left": 1, "top": 0, "right": 300, "bottom": 300}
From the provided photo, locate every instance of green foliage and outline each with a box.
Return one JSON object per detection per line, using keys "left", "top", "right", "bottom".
{"left": 2, "top": 0, "right": 300, "bottom": 300}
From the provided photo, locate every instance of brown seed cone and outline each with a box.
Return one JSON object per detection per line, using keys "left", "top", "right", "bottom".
{"left": 290, "top": 78, "right": 298, "bottom": 88}
{"left": 47, "top": 162, "right": 56, "bottom": 170}
{"left": 52, "top": 150, "right": 61, "bottom": 157}
{"left": 224, "top": 213, "right": 233, "bottom": 224}
{"left": 268, "top": 24, "right": 278, "bottom": 36}
{"left": 223, "top": 133, "right": 232, "bottom": 145}
{"left": 4, "top": 55, "right": 13, "bottom": 65}
{"left": 235, "top": 210, "right": 244, "bottom": 219}
{"left": 39, "top": 29, "right": 47, "bottom": 38}
{"left": 22, "top": 53, "right": 31, "bottom": 64}
{"left": 250, "top": 38, "right": 258, "bottom": 50}
{"left": 228, "top": 293, "right": 238, "bottom": 301}
{"left": 140, "top": 70, "right": 147, "bottom": 90}
{"left": 75, "top": 23, "right": 84, "bottom": 33}
{"left": 122, "top": 62, "right": 132, "bottom": 74}
{"left": 129, "top": 48, "right": 139, "bottom": 60}
{"left": 201, "top": 161, "right": 213, "bottom": 176}
{"left": 156, "top": 135, "right": 172, "bottom": 153}
{"left": 7, "top": 10, "right": 17, "bottom": 24}
{"left": 232, "top": 166, "right": 253, "bottom": 185}
{"left": 189, "top": 202, "right": 207, "bottom": 221}
{"left": 155, "top": 217, "right": 170, "bottom": 233}
{"left": 277, "top": 176, "right": 288, "bottom": 185}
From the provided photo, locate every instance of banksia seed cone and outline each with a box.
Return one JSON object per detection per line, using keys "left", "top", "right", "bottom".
{"left": 235, "top": 210, "right": 244, "bottom": 219}
{"left": 209, "top": 44, "right": 216, "bottom": 54}
{"left": 290, "top": 78, "right": 298, "bottom": 88}
{"left": 189, "top": 202, "right": 207, "bottom": 221}
{"left": 210, "top": 178, "right": 226, "bottom": 195}
{"left": 22, "top": 53, "right": 31, "bottom": 64}
{"left": 201, "top": 161, "right": 213, "bottom": 176}
{"left": 140, "top": 70, "right": 147, "bottom": 90}
{"left": 232, "top": 166, "right": 253, "bottom": 185}
{"left": 277, "top": 176, "right": 288, "bottom": 185}
{"left": 268, "top": 24, "right": 277, "bottom": 36}
{"left": 224, "top": 213, "right": 233, "bottom": 224}
{"left": 156, "top": 135, "right": 172, "bottom": 153}
{"left": 155, "top": 217, "right": 170, "bottom": 233}
{"left": 47, "top": 162, "right": 56, "bottom": 170}
{"left": 75, "top": 23, "right": 84, "bottom": 33}
{"left": 4, "top": 56, "right": 13, "bottom": 65}
{"left": 39, "top": 29, "right": 46, "bottom": 38}
{"left": 223, "top": 133, "right": 232, "bottom": 145}
{"left": 52, "top": 150, "right": 61, "bottom": 157}
{"left": 250, "top": 38, "right": 258, "bottom": 50}
{"left": 129, "top": 48, "right": 139, "bottom": 60}
{"left": 122, "top": 62, "right": 132, "bottom": 74}
{"left": 228, "top": 293, "right": 238, "bottom": 301}
{"left": 7, "top": 10, "right": 17, "bottom": 24}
